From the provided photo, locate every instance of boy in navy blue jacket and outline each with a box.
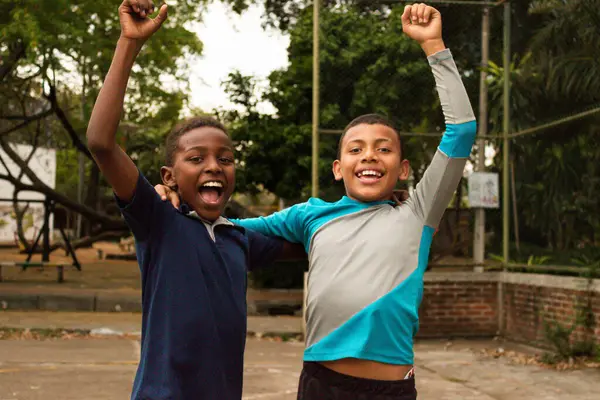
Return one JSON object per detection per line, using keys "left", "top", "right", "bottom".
{"left": 86, "top": 2, "right": 299, "bottom": 399}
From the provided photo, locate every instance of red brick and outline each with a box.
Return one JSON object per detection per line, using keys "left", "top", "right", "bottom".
{"left": 418, "top": 279, "right": 598, "bottom": 344}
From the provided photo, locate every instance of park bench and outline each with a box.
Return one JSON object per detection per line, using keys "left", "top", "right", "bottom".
{"left": 0, "top": 261, "right": 79, "bottom": 283}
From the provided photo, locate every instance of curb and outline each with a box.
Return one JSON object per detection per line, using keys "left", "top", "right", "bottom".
{"left": 0, "top": 326, "right": 304, "bottom": 341}
{"left": 0, "top": 292, "right": 303, "bottom": 316}
{"left": 0, "top": 293, "right": 140, "bottom": 313}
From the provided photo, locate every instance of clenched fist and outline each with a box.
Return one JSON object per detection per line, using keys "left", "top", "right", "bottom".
{"left": 119, "top": 0, "right": 168, "bottom": 43}
{"left": 401, "top": 3, "right": 445, "bottom": 56}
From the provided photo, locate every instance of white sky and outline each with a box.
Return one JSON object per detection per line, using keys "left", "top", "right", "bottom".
{"left": 186, "top": 3, "right": 290, "bottom": 114}
{"left": 185, "top": 6, "right": 499, "bottom": 170}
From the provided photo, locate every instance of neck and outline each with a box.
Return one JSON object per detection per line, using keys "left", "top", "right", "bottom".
{"left": 345, "top": 190, "right": 408, "bottom": 204}
{"left": 182, "top": 204, "right": 221, "bottom": 223}
{"left": 345, "top": 193, "right": 394, "bottom": 203}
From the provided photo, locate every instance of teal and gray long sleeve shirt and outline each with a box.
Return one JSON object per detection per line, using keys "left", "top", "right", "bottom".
{"left": 231, "top": 49, "right": 477, "bottom": 365}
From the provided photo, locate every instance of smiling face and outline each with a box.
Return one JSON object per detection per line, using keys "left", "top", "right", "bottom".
{"left": 161, "top": 126, "right": 235, "bottom": 222}
{"left": 333, "top": 123, "right": 410, "bottom": 203}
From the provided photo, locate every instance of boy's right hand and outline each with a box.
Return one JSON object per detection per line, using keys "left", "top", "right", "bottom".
{"left": 155, "top": 184, "right": 181, "bottom": 209}
{"left": 119, "top": 0, "right": 168, "bottom": 43}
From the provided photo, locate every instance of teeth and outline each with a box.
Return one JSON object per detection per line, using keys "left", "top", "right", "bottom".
{"left": 202, "top": 181, "right": 223, "bottom": 188}
{"left": 358, "top": 170, "right": 382, "bottom": 177}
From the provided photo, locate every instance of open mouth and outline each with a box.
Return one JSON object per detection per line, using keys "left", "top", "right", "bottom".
{"left": 355, "top": 169, "right": 384, "bottom": 184}
{"left": 198, "top": 181, "right": 225, "bottom": 205}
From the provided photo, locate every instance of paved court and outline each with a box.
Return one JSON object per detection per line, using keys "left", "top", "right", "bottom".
{"left": 1, "top": 336, "right": 599, "bottom": 400}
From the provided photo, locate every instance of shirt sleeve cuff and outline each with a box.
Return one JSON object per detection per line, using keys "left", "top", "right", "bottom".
{"left": 427, "top": 48, "right": 453, "bottom": 65}
{"left": 113, "top": 170, "right": 148, "bottom": 212}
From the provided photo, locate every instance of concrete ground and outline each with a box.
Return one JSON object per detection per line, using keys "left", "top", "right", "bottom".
{"left": 0, "top": 337, "right": 302, "bottom": 400}
{"left": 1, "top": 311, "right": 599, "bottom": 399}
{"left": 1, "top": 337, "right": 600, "bottom": 400}
{"left": 413, "top": 341, "right": 600, "bottom": 399}
{"left": 0, "top": 311, "right": 302, "bottom": 337}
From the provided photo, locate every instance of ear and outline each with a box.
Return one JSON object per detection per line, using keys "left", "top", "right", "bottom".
{"left": 398, "top": 159, "right": 410, "bottom": 181}
{"left": 160, "top": 166, "right": 178, "bottom": 189}
{"left": 332, "top": 159, "right": 343, "bottom": 181}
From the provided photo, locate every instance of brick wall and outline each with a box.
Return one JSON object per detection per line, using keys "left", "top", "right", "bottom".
{"left": 416, "top": 272, "right": 600, "bottom": 347}
{"left": 502, "top": 274, "right": 600, "bottom": 347}
{"left": 297, "top": 271, "right": 600, "bottom": 347}
{"left": 418, "top": 273, "right": 499, "bottom": 338}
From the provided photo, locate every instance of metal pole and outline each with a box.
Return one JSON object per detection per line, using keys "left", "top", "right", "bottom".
{"left": 502, "top": 1, "right": 511, "bottom": 264}
{"left": 473, "top": 5, "right": 490, "bottom": 268}
{"left": 498, "top": 0, "right": 511, "bottom": 335}
{"left": 509, "top": 106, "right": 600, "bottom": 138}
{"left": 42, "top": 198, "right": 51, "bottom": 262}
{"left": 311, "top": 0, "right": 320, "bottom": 198}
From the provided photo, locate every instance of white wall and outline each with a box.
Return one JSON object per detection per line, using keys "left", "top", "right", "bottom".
{"left": 0, "top": 144, "right": 56, "bottom": 244}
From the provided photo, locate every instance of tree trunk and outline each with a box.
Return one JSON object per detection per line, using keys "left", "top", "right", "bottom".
{"left": 46, "top": 86, "right": 93, "bottom": 160}
{"left": 85, "top": 163, "right": 100, "bottom": 210}
{"left": 0, "top": 139, "right": 125, "bottom": 229}
{"left": 0, "top": 41, "right": 26, "bottom": 83}
{"left": 83, "top": 163, "right": 100, "bottom": 236}
{"left": 556, "top": 219, "right": 564, "bottom": 251}
{"left": 13, "top": 199, "right": 32, "bottom": 252}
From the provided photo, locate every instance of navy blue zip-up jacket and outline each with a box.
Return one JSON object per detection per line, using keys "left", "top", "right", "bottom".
{"left": 116, "top": 172, "right": 284, "bottom": 400}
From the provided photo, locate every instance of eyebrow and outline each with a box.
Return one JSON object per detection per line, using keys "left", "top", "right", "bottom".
{"left": 346, "top": 138, "right": 393, "bottom": 146}
{"left": 184, "top": 145, "right": 234, "bottom": 153}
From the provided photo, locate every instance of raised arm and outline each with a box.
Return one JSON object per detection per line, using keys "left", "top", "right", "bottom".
{"left": 402, "top": 4, "right": 477, "bottom": 227}
{"left": 86, "top": 1, "right": 167, "bottom": 201}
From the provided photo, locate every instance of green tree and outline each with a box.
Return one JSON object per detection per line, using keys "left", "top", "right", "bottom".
{"left": 0, "top": 0, "right": 204, "bottom": 245}
{"left": 218, "top": 1, "right": 541, "bottom": 203}
{"left": 221, "top": 0, "right": 599, "bottom": 256}
{"left": 224, "top": 5, "right": 465, "bottom": 202}
{"left": 529, "top": 0, "right": 600, "bottom": 101}
{"left": 485, "top": 0, "right": 600, "bottom": 252}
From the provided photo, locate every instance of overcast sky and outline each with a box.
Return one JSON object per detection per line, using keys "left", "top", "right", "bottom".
{"left": 186, "top": 3, "right": 290, "bottom": 114}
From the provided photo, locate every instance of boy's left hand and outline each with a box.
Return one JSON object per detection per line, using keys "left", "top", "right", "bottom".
{"left": 401, "top": 3, "right": 445, "bottom": 55}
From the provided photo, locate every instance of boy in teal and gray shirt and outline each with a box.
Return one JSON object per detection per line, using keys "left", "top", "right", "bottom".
{"left": 157, "top": 3, "right": 476, "bottom": 399}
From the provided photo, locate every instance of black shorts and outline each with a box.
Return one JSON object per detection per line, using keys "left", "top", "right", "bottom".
{"left": 297, "top": 362, "right": 417, "bottom": 400}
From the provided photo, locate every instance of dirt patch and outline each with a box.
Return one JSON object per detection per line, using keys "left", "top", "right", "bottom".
{"left": 478, "top": 346, "right": 600, "bottom": 370}
{"left": 0, "top": 245, "right": 141, "bottom": 290}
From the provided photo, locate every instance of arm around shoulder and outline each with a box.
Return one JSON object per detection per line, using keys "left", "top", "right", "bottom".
{"left": 230, "top": 203, "right": 306, "bottom": 245}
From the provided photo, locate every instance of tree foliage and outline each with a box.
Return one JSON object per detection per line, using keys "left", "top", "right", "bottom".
{"left": 224, "top": 4, "right": 469, "bottom": 202}
{"left": 485, "top": 0, "right": 600, "bottom": 251}
{"left": 2, "top": 0, "right": 599, "bottom": 257}
{"left": 0, "top": 0, "right": 205, "bottom": 243}
{"left": 224, "top": 0, "right": 599, "bottom": 255}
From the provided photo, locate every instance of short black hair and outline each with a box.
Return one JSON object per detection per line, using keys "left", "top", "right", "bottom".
{"left": 164, "top": 116, "right": 228, "bottom": 166}
{"left": 337, "top": 114, "right": 403, "bottom": 159}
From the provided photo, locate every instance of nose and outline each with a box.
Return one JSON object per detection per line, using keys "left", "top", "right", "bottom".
{"left": 361, "top": 146, "right": 378, "bottom": 163}
{"left": 204, "top": 155, "right": 223, "bottom": 174}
